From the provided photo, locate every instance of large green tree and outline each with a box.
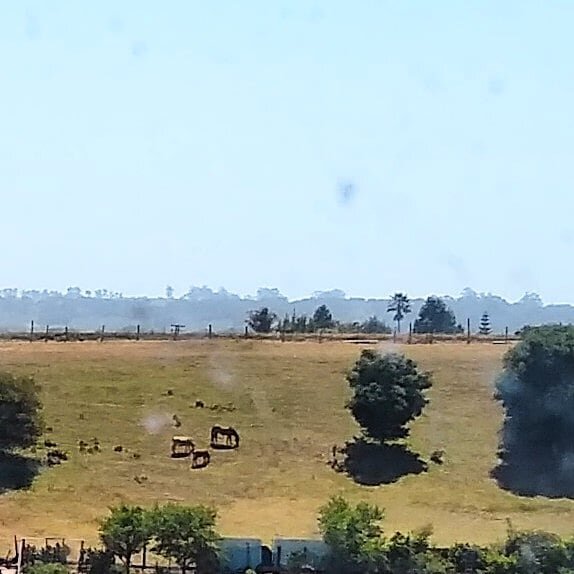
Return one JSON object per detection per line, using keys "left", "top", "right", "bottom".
{"left": 313, "top": 304, "right": 335, "bottom": 330}
{"left": 149, "top": 504, "right": 219, "bottom": 574}
{"left": 347, "top": 350, "right": 432, "bottom": 442}
{"left": 99, "top": 505, "right": 151, "bottom": 574}
{"left": 413, "top": 296, "right": 459, "bottom": 334}
{"left": 0, "top": 372, "right": 43, "bottom": 452}
{"left": 318, "top": 496, "right": 385, "bottom": 574}
{"left": 387, "top": 293, "right": 411, "bottom": 333}
{"left": 495, "top": 325, "right": 574, "bottom": 496}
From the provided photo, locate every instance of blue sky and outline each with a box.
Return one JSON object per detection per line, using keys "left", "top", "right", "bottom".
{"left": 1, "top": 2, "right": 573, "bottom": 302}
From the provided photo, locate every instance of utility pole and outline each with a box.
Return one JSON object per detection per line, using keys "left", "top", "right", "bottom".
{"left": 171, "top": 324, "right": 185, "bottom": 341}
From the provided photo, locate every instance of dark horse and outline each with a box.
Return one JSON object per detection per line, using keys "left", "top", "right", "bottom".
{"left": 191, "top": 449, "right": 211, "bottom": 469}
{"left": 210, "top": 425, "right": 240, "bottom": 449}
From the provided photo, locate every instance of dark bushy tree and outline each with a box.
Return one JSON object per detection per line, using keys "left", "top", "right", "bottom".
{"left": 413, "top": 296, "right": 460, "bottom": 334}
{"left": 313, "top": 305, "right": 334, "bottom": 330}
{"left": 247, "top": 307, "right": 276, "bottom": 333}
{"left": 346, "top": 350, "right": 432, "bottom": 442}
{"left": 0, "top": 372, "right": 43, "bottom": 452}
{"left": 495, "top": 325, "right": 574, "bottom": 496}
{"left": 387, "top": 293, "right": 411, "bottom": 333}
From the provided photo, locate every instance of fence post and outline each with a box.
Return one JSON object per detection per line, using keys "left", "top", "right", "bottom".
{"left": 408, "top": 322, "right": 412, "bottom": 344}
{"left": 393, "top": 328, "right": 397, "bottom": 343}
{"left": 100, "top": 325, "right": 105, "bottom": 343}
{"left": 45, "top": 325, "right": 49, "bottom": 343}
{"left": 136, "top": 324, "right": 140, "bottom": 341}
{"left": 505, "top": 326, "right": 509, "bottom": 344}
{"left": 30, "top": 320, "right": 34, "bottom": 342}
{"left": 16, "top": 537, "right": 25, "bottom": 574}
{"left": 208, "top": 324, "right": 212, "bottom": 339}
{"left": 466, "top": 318, "right": 471, "bottom": 344}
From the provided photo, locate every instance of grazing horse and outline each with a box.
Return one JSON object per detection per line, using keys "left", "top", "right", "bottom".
{"left": 191, "top": 449, "right": 211, "bottom": 469}
{"left": 171, "top": 436, "right": 195, "bottom": 457}
{"left": 210, "top": 425, "right": 240, "bottom": 448}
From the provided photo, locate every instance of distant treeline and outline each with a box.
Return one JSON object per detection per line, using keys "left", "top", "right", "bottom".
{"left": 0, "top": 286, "right": 569, "bottom": 333}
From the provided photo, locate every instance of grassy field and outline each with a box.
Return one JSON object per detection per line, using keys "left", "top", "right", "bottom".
{"left": 0, "top": 339, "right": 573, "bottom": 551}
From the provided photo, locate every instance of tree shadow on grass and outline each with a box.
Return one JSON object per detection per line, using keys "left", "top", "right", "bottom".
{"left": 491, "top": 452, "right": 574, "bottom": 499}
{"left": 338, "top": 439, "right": 428, "bottom": 486}
{"left": 0, "top": 453, "right": 41, "bottom": 493}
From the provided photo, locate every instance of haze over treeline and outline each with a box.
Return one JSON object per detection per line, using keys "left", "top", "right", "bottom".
{"left": 0, "top": 286, "right": 570, "bottom": 333}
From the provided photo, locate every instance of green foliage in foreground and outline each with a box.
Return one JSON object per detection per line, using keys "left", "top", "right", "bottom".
{"left": 29, "top": 498, "right": 574, "bottom": 574}
{"left": 319, "top": 496, "right": 574, "bottom": 574}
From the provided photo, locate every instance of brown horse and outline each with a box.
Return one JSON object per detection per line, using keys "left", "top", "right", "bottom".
{"left": 210, "top": 425, "right": 240, "bottom": 448}
{"left": 191, "top": 449, "right": 211, "bottom": 469}
{"left": 171, "top": 436, "right": 195, "bottom": 457}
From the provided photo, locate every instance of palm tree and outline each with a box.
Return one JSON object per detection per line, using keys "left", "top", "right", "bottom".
{"left": 387, "top": 293, "right": 411, "bottom": 333}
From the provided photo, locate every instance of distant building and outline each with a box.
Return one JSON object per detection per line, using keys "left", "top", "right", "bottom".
{"left": 219, "top": 538, "right": 264, "bottom": 572}
{"left": 271, "top": 538, "right": 328, "bottom": 569}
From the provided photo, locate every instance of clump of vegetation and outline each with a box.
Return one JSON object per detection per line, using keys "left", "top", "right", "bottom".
{"left": 494, "top": 324, "right": 574, "bottom": 497}
{"left": 319, "top": 495, "right": 574, "bottom": 574}
{"left": 387, "top": 292, "right": 411, "bottom": 333}
{"left": 247, "top": 307, "right": 277, "bottom": 333}
{"left": 99, "top": 503, "right": 219, "bottom": 574}
{"left": 99, "top": 505, "right": 150, "bottom": 574}
{"left": 149, "top": 503, "right": 219, "bottom": 574}
{"left": 414, "top": 296, "right": 461, "bottom": 334}
{"left": 347, "top": 350, "right": 432, "bottom": 442}
{"left": 24, "top": 564, "right": 70, "bottom": 574}
{"left": 0, "top": 372, "right": 43, "bottom": 452}
{"left": 479, "top": 311, "right": 492, "bottom": 335}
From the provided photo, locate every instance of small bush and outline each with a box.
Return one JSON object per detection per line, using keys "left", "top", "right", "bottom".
{"left": 25, "top": 564, "right": 69, "bottom": 574}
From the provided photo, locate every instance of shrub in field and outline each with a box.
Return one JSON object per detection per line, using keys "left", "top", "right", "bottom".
{"left": 24, "top": 564, "right": 69, "bottom": 574}
{"left": 347, "top": 350, "right": 432, "bottom": 442}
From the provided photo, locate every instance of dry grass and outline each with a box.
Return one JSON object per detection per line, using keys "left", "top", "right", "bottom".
{"left": 0, "top": 339, "right": 573, "bottom": 551}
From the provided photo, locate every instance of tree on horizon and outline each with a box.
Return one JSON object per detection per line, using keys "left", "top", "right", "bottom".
{"left": 387, "top": 293, "right": 411, "bottom": 333}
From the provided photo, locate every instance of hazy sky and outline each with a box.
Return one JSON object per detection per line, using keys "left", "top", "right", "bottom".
{"left": 2, "top": 2, "right": 573, "bottom": 302}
